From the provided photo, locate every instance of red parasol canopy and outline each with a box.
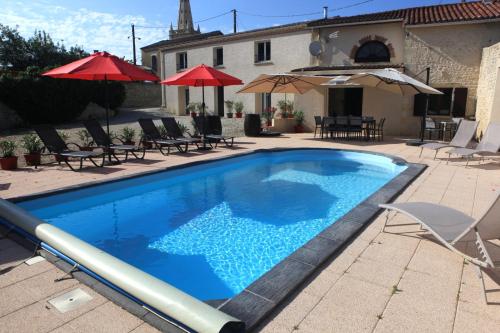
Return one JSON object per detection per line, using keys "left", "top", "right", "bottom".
{"left": 161, "top": 64, "right": 242, "bottom": 87}
{"left": 42, "top": 51, "right": 159, "bottom": 82}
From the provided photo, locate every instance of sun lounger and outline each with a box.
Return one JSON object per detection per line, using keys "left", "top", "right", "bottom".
{"left": 33, "top": 125, "right": 105, "bottom": 172}
{"left": 380, "top": 192, "right": 500, "bottom": 302}
{"left": 419, "top": 119, "right": 478, "bottom": 159}
{"left": 83, "top": 119, "right": 145, "bottom": 162}
{"left": 193, "top": 116, "right": 235, "bottom": 148}
{"left": 447, "top": 122, "right": 500, "bottom": 165}
{"left": 160, "top": 117, "right": 201, "bottom": 148}
{"left": 138, "top": 119, "right": 188, "bottom": 155}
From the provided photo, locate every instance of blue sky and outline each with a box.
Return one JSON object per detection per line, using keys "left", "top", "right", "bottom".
{"left": 0, "top": 0, "right": 459, "bottom": 60}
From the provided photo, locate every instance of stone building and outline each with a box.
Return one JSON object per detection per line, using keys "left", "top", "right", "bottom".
{"left": 142, "top": 0, "right": 500, "bottom": 136}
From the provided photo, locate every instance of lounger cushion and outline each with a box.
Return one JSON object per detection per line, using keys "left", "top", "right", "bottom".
{"left": 421, "top": 142, "right": 450, "bottom": 151}
{"left": 109, "top": 144, "right": 139, "bottom": 151}
{"left": 448, "top": 147, "right": 477, "bottom": 157}
{"left": 60, "top": 150, "right": 102, "bottom": 158}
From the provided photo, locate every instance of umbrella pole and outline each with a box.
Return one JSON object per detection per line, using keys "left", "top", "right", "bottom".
{"left": 105, "top": 76, "right": 111, "bottom": 137}
{"left": 420, "top": 68, "right": 430, "bottom": 142}
{"left": 199, "top": 82, "right": 211, "bottom": 150}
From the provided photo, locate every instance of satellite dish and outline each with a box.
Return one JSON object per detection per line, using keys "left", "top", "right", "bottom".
{"left": 309, "top": 41, "right": 323, "bottom": 57}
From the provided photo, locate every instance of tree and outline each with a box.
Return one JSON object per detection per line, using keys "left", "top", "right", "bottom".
{"left": 0, "top": 24, "right": 88, "bottom": 71}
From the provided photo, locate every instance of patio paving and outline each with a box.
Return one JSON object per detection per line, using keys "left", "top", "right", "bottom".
{"left": 1, "top": 133, "right": 499, "bottom": 333}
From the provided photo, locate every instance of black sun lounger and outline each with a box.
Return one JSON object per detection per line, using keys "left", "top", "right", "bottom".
{"left": 160, "top": 117, "right": 201, "bottom": 149}
{"left": 33, "top": 124, "right": 105, "bottom": 172}
{"left": 193, "top": 116, "right": 235, "bottom": 148}
{"left": 138, "top": 118, "right": 188, "bottom": 155}
{"left": 83, "top": 119, "right": 145, "bottom": 162}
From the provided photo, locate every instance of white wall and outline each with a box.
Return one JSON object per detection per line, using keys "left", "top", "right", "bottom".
{"left": 163, "top": 31, "right": 312, "bottom": 115}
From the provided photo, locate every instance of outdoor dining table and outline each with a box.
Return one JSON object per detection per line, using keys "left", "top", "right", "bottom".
{"left": 321, "top": 116, "right": 376, "bottom": 140}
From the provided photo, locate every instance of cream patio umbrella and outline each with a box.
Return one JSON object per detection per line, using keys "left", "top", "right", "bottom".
{"left": 346, "top": 68, "right": 443, "bottom": 95}
{"left": 237, "top": 74, "right": 330, "bottom": 121}
{"left": 346, "top": 68, "right": 443, "bottom": 143}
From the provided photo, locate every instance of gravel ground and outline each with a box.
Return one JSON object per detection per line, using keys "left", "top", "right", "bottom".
{"left": 0, "top": 108, "right": 245, "bottom": 168}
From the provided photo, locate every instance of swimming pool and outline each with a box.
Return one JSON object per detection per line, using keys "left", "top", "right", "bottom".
{"left": 18, "top": 149, "right": 407, "bottom": 301}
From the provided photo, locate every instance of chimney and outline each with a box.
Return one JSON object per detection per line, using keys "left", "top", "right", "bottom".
{"left": 323, "top": 6, "right": 328, "bottom": 19}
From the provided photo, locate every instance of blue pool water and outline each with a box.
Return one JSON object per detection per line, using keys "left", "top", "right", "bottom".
{"left": 19, "top": 150, "right": 406, "bottom": 300}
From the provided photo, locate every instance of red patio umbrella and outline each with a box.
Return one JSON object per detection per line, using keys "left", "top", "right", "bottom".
{"left": 161, "top": 64, "right": 243, "bottom": 149}
{"left": 43, "top": 51, "right": 159, "bottom": 135}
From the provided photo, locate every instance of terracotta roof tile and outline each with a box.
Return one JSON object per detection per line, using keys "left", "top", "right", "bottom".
{"left": 308, "top": 0, "right": 500, "bottom": 27}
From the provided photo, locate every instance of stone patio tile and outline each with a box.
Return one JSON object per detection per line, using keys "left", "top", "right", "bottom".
{"left": 374, "top": 269, "right": 459, "bottom": 333}
{"left": 0, "top": 301, "right": 65, "bottom": 333}
{"left": 260, "top": 290, "right": 321, "bottom": 333}
{"left": 346, "top": 257, "right": 405, "bottom": 289}
{"left": 0, "top": 245, "right": 33, "bottom": 270}
{"left": 360, "top": 234, "right": 418, "bottom": 268}
{"left": 0, "top": 259, "right": 54, "bottom": 289}
{"left": 62, "top": 302, "right": 143, "bottom": 333}
{"left": 299, "top": 276, "right": 390, "bottom": 333}
{"left": 340, "top": 238, "right": 371, "bottom": 258}
{"left": 16, "top": 268, "right": 80, "bottom": 301}
{"left": 0, "top": 282, "right": 38, "bottom": 317}
{"left": 406, "top": 239, "right": 463, "bottom": 280}
{"left": 324, "top": 252, "right": 359, "bottom": 275}
{"left": 300, "top": 267, "right": 342, "bottom": 297}
{"left": 130, "top": 323, "right": 162, "bottom": 333}
{"left": 453, "top": 308, "right": 500, "bottom": 333}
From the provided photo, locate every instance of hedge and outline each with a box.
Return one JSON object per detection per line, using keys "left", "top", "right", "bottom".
{"left": 0, "top": 73, "right": 125, "bottom": 124}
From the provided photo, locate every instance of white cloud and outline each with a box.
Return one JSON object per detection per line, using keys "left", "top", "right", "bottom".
{"left": 0, "top": 2, "right": 168, "bottom": 62}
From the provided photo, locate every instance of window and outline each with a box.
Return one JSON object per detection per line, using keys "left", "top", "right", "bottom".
{"left": 355, "top": 41, "right": 390, "bottom": 63}
{"left": 255, "top": 40, "right": 271, "bottom": 63}
{"left": 176, "top": 52, "right": 188, "bottom": 71}
{"left": 261, "top": 93, "right": 272, "bottom": 112}
{"left": 214, "top": 47, "right": 223, "bottom": 67}
{"left": 413, "top": 88, "right": 468, "bottom": 117}
{"left": 151, "top": 55, "right": 157, "bottom": 72}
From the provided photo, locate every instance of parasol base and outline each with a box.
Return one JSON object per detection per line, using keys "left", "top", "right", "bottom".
{"left": 406, "top": 140, "right": 428, "bottom": 146}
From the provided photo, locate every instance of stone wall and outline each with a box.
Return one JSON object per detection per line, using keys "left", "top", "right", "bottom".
{"left": 404, "top": 22, "right": 500, "bottom": 118}
{"left": 475, "top": 42, "right": 500, "bottom": 135}
{"left": 122, "top": 82, "right": 162, "bottom": 108}
{"left": 0, "top": 101, "right": 23, "bottom": 131}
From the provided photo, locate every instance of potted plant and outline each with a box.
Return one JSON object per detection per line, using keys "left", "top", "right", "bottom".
{"left": 234, "top": 101, "right": 244, "bottom": 118}
{"left": 177, "top": 121, "right": 189, "bottom": 135}
{"left": 120, "top": 127, "right": 136, "bottom": 145}
{"left": 293, "top": 110, "right": 305, "bottom": 133}
{"left": 76, "top": 129, "right": 94, "bottom": 151}
{"left": 0, "top": 140, "right": 18, "bottom": 170}
{"left": 158, "top": 125, "right": 168, "bottom": 138}
{"left": 262, "top": 107, "right": 276, "bottom": 127}
{"left": 187, "top": 103, "right": 198, "bottom": 117}
{"left": 225, "top": 100, "right": 234, "bottom": 118}
{"left": 139, "top": 130, "right": 153, "bottom": 149}
{"left": 21, "top": 134, "right": 43, "bottom": 166}
{"left": 287, "top": 101, "right": 295, "bottom": 118}
{"left": 277, "top": 100, "right": 289, "bottom": 119}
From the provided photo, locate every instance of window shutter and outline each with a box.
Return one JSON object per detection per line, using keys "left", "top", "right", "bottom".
{"left": 452, "top": 88, "right": 468, "bottom": 117}
{"left": 266, "top": 41, "right": 271, "bottom": 61}
{"left": 413, "top": 94, "right": 426, "bottom": 116}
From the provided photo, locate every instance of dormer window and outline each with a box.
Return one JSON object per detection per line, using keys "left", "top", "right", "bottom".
{"left": 355, "top": 41, "right": 390, "bottom": 63}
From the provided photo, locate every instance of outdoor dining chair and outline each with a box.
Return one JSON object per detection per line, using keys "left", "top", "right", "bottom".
{"left": 314, "top": 116, "right": 322, "bottom": 138}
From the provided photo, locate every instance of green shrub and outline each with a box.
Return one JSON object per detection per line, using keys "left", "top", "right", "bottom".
{"left": 21, "top": 133, "right": 43, "bottom": 153}
{"left": 120, "top": 127, "right": 136, "bottom": 143}
{"left": 0, "top": 140, "right": 16, "bottom": 157}
{"left": 157, "top": 125, "right": 168, "bottom": 137}
{"left": 0, "top": 73, "right": 125, "bottom": 124}
{"left": 77, "top": 129, "right": 93, "bottom": 147}
{"left": 177, "top": 121, "right": 188, "bottom": 135}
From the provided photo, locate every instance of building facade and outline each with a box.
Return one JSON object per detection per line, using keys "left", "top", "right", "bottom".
{"left": 142, "top": 0, "right": 500, "bottom": 136}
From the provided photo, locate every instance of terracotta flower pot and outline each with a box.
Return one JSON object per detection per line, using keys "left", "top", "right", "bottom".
{"left": 124, "top": 141, "right": 135, "bottom": 146}
{"left": 191, "top": 112, "right": 197, "bottom": 117}
{"left": 294, "top": 125, "right": 304, "bottom": 133}
{"left": 266, "top": 120, "right": 272, "bottom": 126}
{"left": 80, "top": 147, "right": 94, "bottom": 152}
{"left": 0, "top": 156, "right": 18, "bottom": 170}
{"left": 235, "top": 112, "right": 243, "bottom": 118}
{"left": 142, "top": 141, "right": 153, "bottom": 149}
{"left": 24, "top": 153, "right": 41, "bottom": 166}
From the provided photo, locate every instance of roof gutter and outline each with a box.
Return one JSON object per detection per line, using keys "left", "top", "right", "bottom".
{"left": 307, "top": 18, "right": 404, "bottom": 29}
{"left": 406, "top": 17, "right": 500, "bottom": 28}
{"left": 0, "top": 198, "right": 244, "bottom": 333}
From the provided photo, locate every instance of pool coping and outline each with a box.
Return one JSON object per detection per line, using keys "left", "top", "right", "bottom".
{"left": 4, "top": 148, "right": 426, "bottom": 332}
